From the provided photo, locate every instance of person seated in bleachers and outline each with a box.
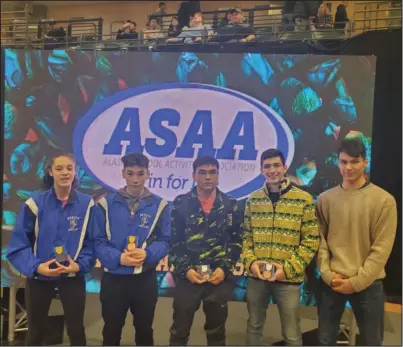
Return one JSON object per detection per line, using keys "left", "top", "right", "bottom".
{"left": 143, "top": 16, "right": 164, "bottom": 44}
{"left": 166, "top": 12, "right": 213, "bottom": 44}
{"left": 213, "top": 7, "right": 256, "bottom": 43}
{"left": 219, "top": 10, "right": 232, "bottom": 28}
{"left": 168, "top": 16, "right": 182, "bottom": 37}
{"left": 315, "top": 3, "right": 333, "bottom": 30}
{"left": 44, "top": 21, "right": 67, "bottom": 39}
{"left": 116, "top": 20, "right": 138, "bottom": 40}
{"left": 177, "top": 0, "right": 201, "bottom": 29}
{"left": 282, "top": 0, "right": 297, "bottom": 32}
{"left": 43, "top": 21, "right": 66, "bottom": 49}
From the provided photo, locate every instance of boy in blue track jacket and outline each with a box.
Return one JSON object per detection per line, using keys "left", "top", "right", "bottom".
{"left": 7, "top": 153, "right": 96, "bottom": 346}
{"left": 94, "top": 152, "right": 171, "bottom": 346}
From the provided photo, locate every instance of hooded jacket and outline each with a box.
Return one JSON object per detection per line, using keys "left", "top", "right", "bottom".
{"left": 93, "top": 189, "right": 170, "bottom": 275}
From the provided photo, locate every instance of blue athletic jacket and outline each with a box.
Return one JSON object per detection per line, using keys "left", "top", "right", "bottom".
{"left": 94, "top": 192, "right": 171, "bottom": 275}
{"left": 6, "top": 188, "right": 96, "bottom": 280}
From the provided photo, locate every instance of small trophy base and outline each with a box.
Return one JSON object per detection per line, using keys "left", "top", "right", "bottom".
{"left": 197, "top": 265, "right": 212, "bottom": 281}
{"left": 55, "top": 254, "right": 68, "bottom": 263}
{"left": 54, "top": 246, "right": 68, "bottom": 263}
{"left": 261, "top": 263, "right": 275, "bottom": 280}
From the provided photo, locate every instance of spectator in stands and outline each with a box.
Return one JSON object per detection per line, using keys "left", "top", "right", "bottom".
{"left": 167, "top": 12, "right": 213, "bottom": 44}
{"left": 315, "top": 4, "right": 333, "bottom": 30}
{"left": 150, "top": 2, "right": 166, "bottom": 28}
{"left": 219, "top": 10, "right": 232, "bottom": 28}
{"left": 334, "top": 3, "right": 350, "bottom": 35}
{"left": 168, "top": 17, "right": 182, "bottom": 37}
{"left": 143, "top": 16, "right": 164, "bottom": 44}
{"left": 213, "top": 7, "right": 256, "bottom": 43}
{"left": 43, "top": 21, "right": 66, "bottom": 40}
{"left": 282, "top": 1, "right": 297, "bottom": 32}
{"left": 292, "top": 1, "right": 321, "bottom": 32}
{"left": 116, "top": 20, "right": 138, "bottom": 41}
{"left": 178, "top": 0, "right": 201, "bottom": 28}
{"left": 43, "top": 21, "right": 66, "bottom": 49}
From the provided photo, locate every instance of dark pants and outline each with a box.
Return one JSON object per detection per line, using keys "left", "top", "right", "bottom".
{"left": 169, "top": 277, "right": 233, "bottom": 346}
{"left": 25, "top": 276, "right": 86, "bottom": 346}
{"left": 318, "top": 279, "right": 385, "bottom": 346}
{"left": 100, "top": 270, "right": 158, "bottom": 346}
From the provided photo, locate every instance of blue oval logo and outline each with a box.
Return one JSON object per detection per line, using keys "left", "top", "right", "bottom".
{"left": 73, "top": 83, "right": 294, "bottom": 200}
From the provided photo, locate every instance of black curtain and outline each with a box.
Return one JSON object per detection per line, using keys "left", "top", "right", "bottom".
{"left": 342, "top": 30, "right": 402, "bottom": 299}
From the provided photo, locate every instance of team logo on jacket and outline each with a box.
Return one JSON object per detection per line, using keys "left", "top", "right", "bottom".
{"left": 67, "top": 216, "right": 80, "bottom": 232}
{"left": 73, "top": 83, "right": 295, "bottom": 201}
{"left": 139, "top": 213, "right": 151, "bottom": 228}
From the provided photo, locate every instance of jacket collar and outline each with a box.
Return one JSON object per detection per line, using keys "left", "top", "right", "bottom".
{"left": 112, "top": 188, "right": 155, "bottom": 207}
{"left": 50, "top": 187, "right": 78, "bottom": 205}
{"left": 190, "top": 186, "right": 224, "bottom": 204}
{"left": 263, "top": 177, "right": 293, "bottom": 197}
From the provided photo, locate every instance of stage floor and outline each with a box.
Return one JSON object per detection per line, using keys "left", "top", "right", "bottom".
{"left": 5, "top": 293, "right": 402, "bottom": 345}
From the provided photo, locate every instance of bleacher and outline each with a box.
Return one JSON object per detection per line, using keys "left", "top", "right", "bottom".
{"left": 0, "top": 2, "right": 401, "bottom": 51}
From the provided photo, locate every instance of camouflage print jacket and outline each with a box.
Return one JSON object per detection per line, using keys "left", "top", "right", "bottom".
{"left": 169, "top": 187, "right": 244, "bottom": 279}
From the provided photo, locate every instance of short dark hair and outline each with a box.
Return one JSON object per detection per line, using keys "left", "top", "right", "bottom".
{"left": 159, "top": 2, "right": 165, "bottom": 7}
{"left": 338, "top": 138, "right": 367, "bottom": 159}
{"left": 121, "top": 152, "right": 149, "bottom": 169}
{"left": 230, "top": 7, "right": 242, "bottom": 15}
{"left": 149, "top": 15, "right": 158, "bottom": 22}
{"left": 260, "top": 149, "right": 286, "bottom": 166}
{"left": 193, "top": 156, "right": 219, "bottom": 173}
{"left": 43, "top": 152, "right": 78, "bottom": 189}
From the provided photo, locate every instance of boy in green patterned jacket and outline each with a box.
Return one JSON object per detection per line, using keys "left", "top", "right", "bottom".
{"left": 242, "top": 149, "right": 319, "bottom": 346}
{"left": 169, "top": 156, "right": 243, "bottom": 346}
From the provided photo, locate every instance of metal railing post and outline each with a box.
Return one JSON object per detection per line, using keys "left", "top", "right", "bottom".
{"left": 24, "top": 3, "right": 29, "bottom": 48}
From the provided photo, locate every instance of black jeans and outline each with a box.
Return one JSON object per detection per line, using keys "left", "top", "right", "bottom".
{"left": 169, "top": 277, "right": 234, "bottom": 346}
{"left": 318, "top": 279, "right": 385, "bottom": 346}
{"left": 100, "top": 270, "right": 158, "bottom": 346}
{"left": 25, "top": 276, "right": 86, "bottom": 346}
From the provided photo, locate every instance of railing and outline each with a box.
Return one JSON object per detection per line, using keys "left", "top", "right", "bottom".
{"left": 352, "top": 0, "right": 402, "bottom": 33}
{"left": 1, "top": 4, "right": 33, "bottom": 48}
{"left": 152, "top": 5, "right": 276, "bottom": 29}
{"left": 1, "top": 2, "right": 401, "bottom": 50}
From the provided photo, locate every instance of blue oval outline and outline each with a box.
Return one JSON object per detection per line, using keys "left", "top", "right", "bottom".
{"left": 73, "top": 83, "right": 294, "bottom": 200}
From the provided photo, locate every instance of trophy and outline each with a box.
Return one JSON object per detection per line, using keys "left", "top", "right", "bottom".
{"left": 54, "top": 245, "right": 68, "bottom": 263}
{"left": 261, "top": 263, "right": 276, "bottom": 280}
{"left": 127, "top": 236, "right": 136, "bottom": 251}
{"left": 197, "top": 265, "right": 212, "bottom": 281}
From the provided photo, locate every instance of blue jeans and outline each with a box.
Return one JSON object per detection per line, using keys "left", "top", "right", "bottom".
{"left": 246, "top": 278, "right": 302, "bottom": 346}
{"left": 318, "top": 279, "right": 385, "bottom": 346}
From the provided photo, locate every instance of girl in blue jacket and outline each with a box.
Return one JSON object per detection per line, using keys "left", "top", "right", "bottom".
{"left": 7, "top": 153, "right": 96, "bottom": 346}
